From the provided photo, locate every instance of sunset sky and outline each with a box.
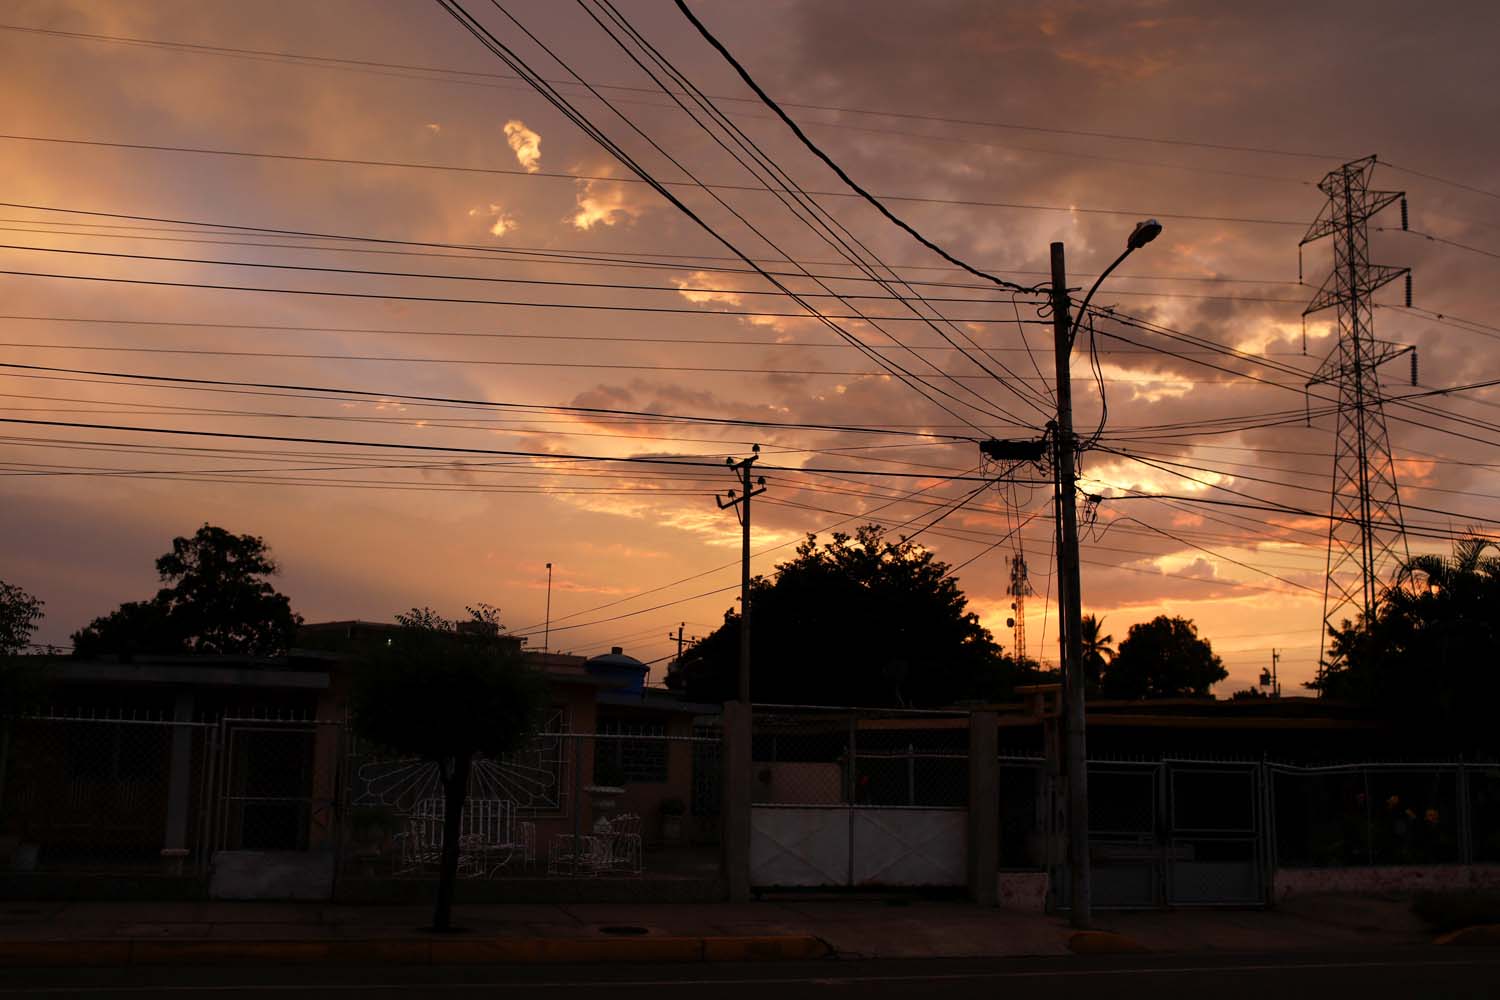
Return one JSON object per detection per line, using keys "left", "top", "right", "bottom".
{"left": 3, "top": 0, "right": 1498, "bottom": 695}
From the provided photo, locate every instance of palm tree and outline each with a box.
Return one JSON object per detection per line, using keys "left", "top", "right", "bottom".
{"left": 1079, "top": 614, "right": 1114, "bottom": 696}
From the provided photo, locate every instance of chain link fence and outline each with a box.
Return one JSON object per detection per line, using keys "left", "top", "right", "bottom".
{"left": 342, "top": 726, "right": 722, "bottom": 884}
{"left": 1270, "top": 763, "right": 1471, "bottom": 867}
{"left": 0, "top": 713, "right": 212, "bottom": 874}
{"left": 751, "top": 707, "right": 969, "bottom": 809}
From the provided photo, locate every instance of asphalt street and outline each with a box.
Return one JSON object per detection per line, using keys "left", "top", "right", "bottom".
{"left": 2, "top": 950, "right": 1499, "bottom": 999}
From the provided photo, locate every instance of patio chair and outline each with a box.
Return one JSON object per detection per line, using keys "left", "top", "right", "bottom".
{"left": 547, "top": 833, "right": 601, "bottom": 877}
{"left": 394, "top": 797, "right": 448, "bottom": 874}
{"left": 604, "top": 813, "right": 643, "bottom": 875}
{"left": 460, "top": 797, "right": 523, "bottom": 875}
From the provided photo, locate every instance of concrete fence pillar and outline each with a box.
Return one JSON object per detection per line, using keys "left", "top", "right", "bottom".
{"left": 968, "top": 710, "right": 999, "bottom": 905}
{"left": 722, "top": 700, "right": 752, "bottom": 901}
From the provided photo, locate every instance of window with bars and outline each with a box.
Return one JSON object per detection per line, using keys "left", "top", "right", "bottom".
{"left": 594, "top": 720, "right": 668, "bottom": 784}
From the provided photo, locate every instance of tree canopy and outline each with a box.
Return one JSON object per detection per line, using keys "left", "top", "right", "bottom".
{"left": 1099, "top": 615, "right": 1226, "bottom": 699}
{"left": 1080, "top": 614, "right": 1114, "bottom": 697}
{"left": 71, "top": 525, "right": 302, "bottom": 657}
{"left": 1314, "top": 536, "right": 1500, "bottom": 752}
{"left": 0, "top": 580, "right": 45, "bottom": 712}
{"left": 0, "top": 581, "right": 43, "bottom": 659}
{"left": 351, "top": 604, "right": 546, "bottom": 931}
{"left": 351, "top": 605, "right": 545, "bottom": 763}
{"left": 666, "top": 525, "right": 1037, "bottom": 706}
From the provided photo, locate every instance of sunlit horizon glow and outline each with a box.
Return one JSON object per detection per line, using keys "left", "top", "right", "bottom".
{"left": 2, "top": 0, "right": 1496, "bottom": 696}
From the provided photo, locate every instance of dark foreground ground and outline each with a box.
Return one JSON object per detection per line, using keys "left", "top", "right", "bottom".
{"left": 2, "top": 950, "right": 1499, "bottom": 999}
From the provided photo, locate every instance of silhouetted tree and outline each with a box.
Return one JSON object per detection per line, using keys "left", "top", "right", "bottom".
{"left": 666, "top": 525, "right": 1035, "bottom": 706}
{"left": 0, "top": 581, "right": 43, "bottom": 660}
{"left": 71, "top": 525, "right": 301, "bottom": 657}
{"left": 1314, "top": 536, "right": 1500, "bottom": 752}
{"left": 1079, "top": 614, "right": 1114, "bottom": 697}
{"left": 0, "top": 581, "right": 45, "bottom": 818}
{"left": 1100, "top": 615, "right": 1226, "bottom": 699}
{"left": 351, "top": 604, "right": 545, "bottom": 932}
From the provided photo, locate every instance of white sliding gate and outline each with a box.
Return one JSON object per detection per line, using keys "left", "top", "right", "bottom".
{"left": 750, "top": 805, "right": 966, "bottom": 887}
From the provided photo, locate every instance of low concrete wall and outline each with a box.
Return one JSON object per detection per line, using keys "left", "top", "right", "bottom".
{"left": 0, "top": 874, "right": 205, "bottom": 901}
{"left": 1275, "top": 864, "right": 1500, "bottom": 902}
{"left": 997, "top": 871, "right": 1048, "bottom": 912}
{"left": 209, "top": 850, "right": 335, "bottom": 901}
{"left": 335, "top": 876, "right": 724, "bottom": 904}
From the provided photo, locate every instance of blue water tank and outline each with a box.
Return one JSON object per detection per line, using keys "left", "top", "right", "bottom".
{"left": 585, "top": 646, "right": 648, "bottom": 692}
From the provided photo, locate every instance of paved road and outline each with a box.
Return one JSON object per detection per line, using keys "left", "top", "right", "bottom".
{"left": 2, "top": 951, "right": 1499, "bottom": 998}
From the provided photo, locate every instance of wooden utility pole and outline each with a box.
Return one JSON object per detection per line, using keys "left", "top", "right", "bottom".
{"left": 1050, "top": 242, "right": 1092, "bottom": 930}
{"left": 717, "top": 446, "right": 765, "bottom": 704}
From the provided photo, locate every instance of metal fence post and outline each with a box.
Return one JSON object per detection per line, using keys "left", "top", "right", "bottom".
{"left": 571, "top": 732, "right": 582, "bottom": 877}
{"left": 847, "top": 711, "right": 857, "bottom": 888}
{"left": 907, "top": 743, "right": 916, "bottom": 807}
{"left": 1457, "top": 760, "right": 1472, "bottom": 865}
{"left": 967, "top": 711, "right": 999, "bottom": 905}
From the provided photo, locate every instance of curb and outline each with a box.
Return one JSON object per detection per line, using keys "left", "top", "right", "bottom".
{"left": 0, "top": 934, "right": 832, "bottom": 968}
{"left": 1434, "top": 924, "right": 1500, "bottom": 947}
{"left": 1066, "top": 930, "right": 1150, "bottom": 955}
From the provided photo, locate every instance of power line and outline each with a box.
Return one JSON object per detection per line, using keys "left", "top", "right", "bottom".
{"left": 0, "top": 200, "right": 1304, "bottom": 287}
{"left": 0, "top": 360, "right": 979, "bottom": 440}
{"left": 1383, "top": 161, "right": 1500, "bottom": 203}
{"left": 0, "top": 21, "right": 1343, "bottom": 164}
{"left": 559, "top": 0, "right": 1056, "bottom": 421}
{"left": 434, "top": 0, "right": 1029, "bottom": 435}
{"left": 0, "top": 134, "right": 1308, "bottom": 227}
{"left": 0, "top": 415, "right": 1038, "bottom": 482}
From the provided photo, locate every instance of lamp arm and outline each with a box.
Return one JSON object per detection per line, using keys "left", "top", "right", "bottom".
{"left": 1068, "top": 245, "right": 1134, "bottom": 350}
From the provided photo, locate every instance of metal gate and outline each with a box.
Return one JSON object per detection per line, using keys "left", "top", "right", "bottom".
{"left": 211, "top": 718, "right": 343, "bottom": 855}
{"left": 1053, "top": 758, "right": 1268, "bottom": 909}
{"left": 751, "top": 805, "right": 967, "bottom": 887}
{"left": 1165, "top": 760, "right": 1266, "bottom": 906}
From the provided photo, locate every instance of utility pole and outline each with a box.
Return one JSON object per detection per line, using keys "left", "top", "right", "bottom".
{"left": 670, "top": 622, "right": 685, "bottom": 665}
{"left": 717, "top": 447, "right": 764, "bottom": 903}
{"left": 1262, "top": 649, "right": 1281, "bottom": 698}
{"left": 1049, "top": 242, "right": 1092, "bottom": 929}
{"left": 543, "top": 562, "right": 553, "bottom": 656}
{"left": 717, "top": 445, "right": 765, "bottom": 704}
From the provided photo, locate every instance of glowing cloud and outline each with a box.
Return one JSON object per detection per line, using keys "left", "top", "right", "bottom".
{"left": 571, "top": 174, "right": 642, "bottom": 230}
{"left": 468, "top": 202, "right": 516, "bottom": 237}
{"left": 672, "top": 271, "right": 743, "bottom": 306}
{"left": 503, "top": 119, "right": 542, "bottom": 173}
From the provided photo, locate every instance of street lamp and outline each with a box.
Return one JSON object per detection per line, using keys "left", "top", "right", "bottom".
{"left": 1069, "top": 218, "right": 1163, "bottom": 348}
{"left": 1052, "top": 219, "right": 1161, "bottom": 931}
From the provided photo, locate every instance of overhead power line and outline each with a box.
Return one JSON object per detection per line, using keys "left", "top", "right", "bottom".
{"left": 0, "top": 21, "right": 1343, "bottom": 162}
{"left": 0, "top": 415, "right": 1033, "bottom": 482}
{"left": 0, "top": 134, "right": 1307, "bottom": 227}
{"left": 674, "top": 0, "right": 1037, "bottom": 295}
{"left": 0, "top": 200, "right": 1304, "bottom": 287}
{"left": 0, "top": 361, "right": 976, "bottom": 440}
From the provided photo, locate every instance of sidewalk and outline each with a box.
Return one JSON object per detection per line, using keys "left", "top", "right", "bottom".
{"left": 0, "top": 894, "right": 1451, "bottom": 967}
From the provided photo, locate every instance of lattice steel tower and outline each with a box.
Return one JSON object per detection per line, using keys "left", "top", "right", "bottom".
{"left": 1300, "top": 155, "right": 1412, "bottom": 666}
{"left": 1007, "top": 552, "right": 1033, "bottom": 663}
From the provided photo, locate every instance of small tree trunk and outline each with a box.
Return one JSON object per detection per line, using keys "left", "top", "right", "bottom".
{"left": 432, "top": 752, "right": 472, "bottom": 932}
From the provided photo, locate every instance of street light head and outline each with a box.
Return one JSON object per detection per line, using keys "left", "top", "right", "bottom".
{"left": 1127, "top": 218, "right": 1163, "bottom": 250}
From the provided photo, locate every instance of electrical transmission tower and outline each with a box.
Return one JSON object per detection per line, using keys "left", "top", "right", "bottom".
{"left": 1007, "top": 552, "right": 1033, "bottom": 663}
{"left": 1300, "top": 155, "right": 1413, "bottom": 670}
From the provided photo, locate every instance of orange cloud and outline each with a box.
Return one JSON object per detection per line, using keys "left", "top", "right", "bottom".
{"left": 571, "top": 173, "right": 644, "bottom": 230}
{"left": 503, "top": 119, "right": 542, "bottom": 173}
